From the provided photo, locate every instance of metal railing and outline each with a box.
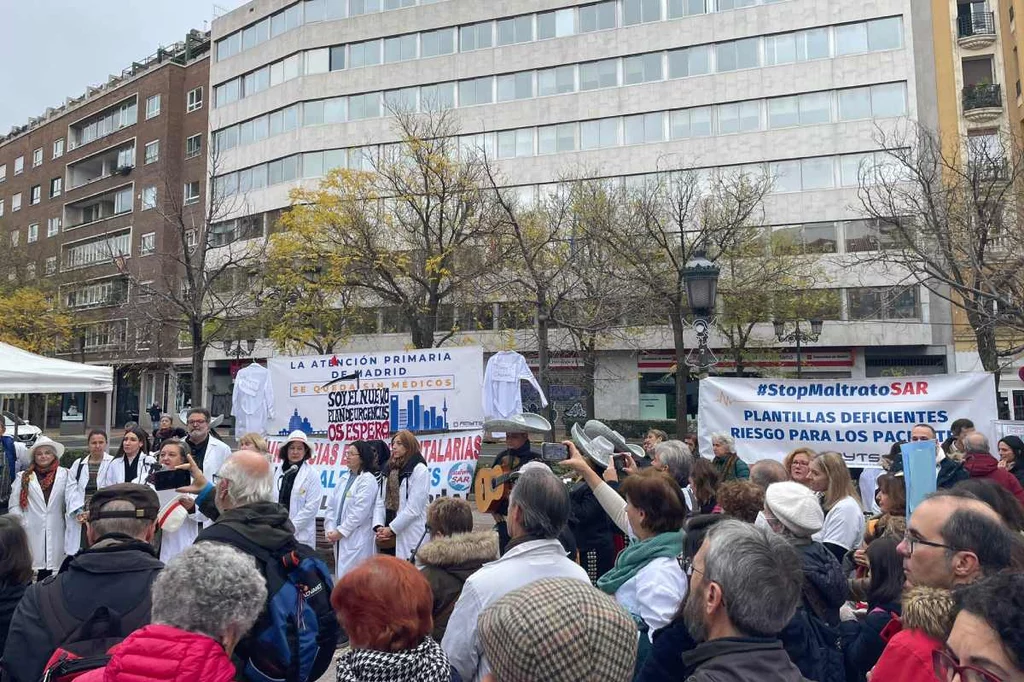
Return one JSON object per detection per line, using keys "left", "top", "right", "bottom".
{"left": 958, "top": 11, "right": 997, "bottom": 38}
{"left": 963, "top": 83, "right": 1002, "bottom": 110}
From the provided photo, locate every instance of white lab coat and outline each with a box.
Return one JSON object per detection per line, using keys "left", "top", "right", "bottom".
{"left": 69, "top": 454, "right": 114, "bottom": 496}
{"left": 441, "top": 539, "right": 590, "bottom": 682}
{"left": 373, "top": 462, "right": 430, "bottom": 563}
{"left": 482, "top": 351, "right": 548, "bottom": 420}
{"left": 273, "top": 462, "right": 323, "bottom": 549}
{"left": 8, "top": 467, "right": 84, "bottom": 571}
{"left": 98, "top": 453, "right": 158, "bottom": 488}
{"left": 152, "top": 488, "right": 202, "bottom": 564}
{"left": 195, "top": 435, "right": 232, "bottom": 481}
{"left": 614, "top": 556, "right": 688, "bottom": 641}
{"left": 324, "top": 469, "right": 378, "bottom": 580}
{"left": 232, "top": 363, "right": 275, "bottom": 438}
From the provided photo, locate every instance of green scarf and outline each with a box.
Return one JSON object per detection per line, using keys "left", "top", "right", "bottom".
{"left": 596, "top": 530, "right": 684, "bottom": 595}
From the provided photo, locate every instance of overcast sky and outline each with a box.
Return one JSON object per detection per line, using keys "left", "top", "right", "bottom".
{"left": 0, "top": 0, "right": 247, "bottom": 133}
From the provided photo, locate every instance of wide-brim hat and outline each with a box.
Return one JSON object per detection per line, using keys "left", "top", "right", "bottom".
{"left": 282, "top": 430, "right": 312, "bottom": 458}
{"left": 571, "top": 422, "right": 614, "bottom": 470}
{"left": 584, "top": 420, "right": 645, "bottom": 458}
{"left": 483, "top": 413, "right": 551, "bottom": 434}
{"left": 29, "top": 436, "right": 65, "bottom": 460}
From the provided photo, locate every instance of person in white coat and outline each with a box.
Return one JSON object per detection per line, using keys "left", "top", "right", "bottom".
{"left": 374, "top": 429, "right": 430, "bottom": 563}
{"left": 183, "top": 407, "right": 231, "bottom": 482}
{"left": 99, "top": 427, "right": 157, "bottom": 488}
{"left": 7, "top": 437, "right": 84, "bottom": 578}
{"left": 324, "top": 440, "right": 378, "bottom": 580}
{"left": 69, "top": 429, "right": 114, "bottom": 552}
{"left": 273, "top": 430, "right": 323, "bottom": 549}
{"left": 150, "top": 439, "right": 203, "bottom": 564}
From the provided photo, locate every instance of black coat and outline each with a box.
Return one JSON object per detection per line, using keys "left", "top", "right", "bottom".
{"left": 635, "top": 617, "right": 697, "bottom": 682}
{"left": 568, "top": 481, "right": 616, "bottom": 578}
{"left": 0, "top": 582, "right": 27, "bottom": 655}
{"left": 840, "top": 601, "right": 901, "bottom": 682}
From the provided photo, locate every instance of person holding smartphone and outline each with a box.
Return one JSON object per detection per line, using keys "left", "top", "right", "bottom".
{"left": 149, "top": 440, "right": 201, "bottom": 563}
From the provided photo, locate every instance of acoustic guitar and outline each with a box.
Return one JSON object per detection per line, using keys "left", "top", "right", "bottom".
{"left": 474, "top": 463, "right": 515, "bottom": 514}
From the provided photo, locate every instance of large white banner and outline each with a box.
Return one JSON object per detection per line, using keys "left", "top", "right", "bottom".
{"left": 698, "top": 374, "right": 997, "bottom": 468}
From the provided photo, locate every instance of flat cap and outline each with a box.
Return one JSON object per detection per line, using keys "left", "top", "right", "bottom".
{"left": 88, "top": 483, "right": 159, "bottom": 521}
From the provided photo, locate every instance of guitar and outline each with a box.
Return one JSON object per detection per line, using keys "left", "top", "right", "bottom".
{"left": 474, "top": 463, "right": 514, "bottom": 514}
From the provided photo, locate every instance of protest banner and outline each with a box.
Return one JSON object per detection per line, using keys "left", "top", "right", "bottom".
{"left": 993, "top": 420, "right": 1024, "bottom": 441}
{"left": 698, "top": 374, "right": 997, "bottom": 468}
{"left": 267, "top": 430, "right": 483, "bottom": 516}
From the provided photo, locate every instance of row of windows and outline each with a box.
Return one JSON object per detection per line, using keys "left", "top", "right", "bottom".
{"left": 215, "top": 77, "right": 906, "bottom": 158}
{"left": 213, "top": 15, "right": 903, "bottom": 108}
{"left": 61, "top": 276, "right": 130, "bottom": 310}
{"left": 61, "top": 230, "right": 132, "bottom": 271}
{"left": 215, "top": 0, "right": 789, "bottom": 63}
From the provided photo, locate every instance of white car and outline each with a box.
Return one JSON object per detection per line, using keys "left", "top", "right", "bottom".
{"left": 2, "top": 411, "right": 41, "bottom": 447}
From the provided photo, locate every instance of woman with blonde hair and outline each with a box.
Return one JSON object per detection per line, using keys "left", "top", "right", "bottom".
{"left": 783, "top": 446, "right": 816, "bottom": 486}
{"left": 373, "top": 429, "right": 430, "bottom": 563}
{"left": 807, "top": 451, "right": 865, "bottom": 562}
{"left": 238, "top": 432, "right": 271, "bottom": 462}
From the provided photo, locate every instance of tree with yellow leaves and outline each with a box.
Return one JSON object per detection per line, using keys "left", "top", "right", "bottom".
{"left": 0, "top": 287, "right": 71, "bottom": 355}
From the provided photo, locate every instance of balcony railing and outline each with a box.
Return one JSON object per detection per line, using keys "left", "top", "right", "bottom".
{"left": 963, "top": 83, "right": 1002, "bottom": 111}
{"left": 958, "top": 12, "right": 997, "bottom": 38}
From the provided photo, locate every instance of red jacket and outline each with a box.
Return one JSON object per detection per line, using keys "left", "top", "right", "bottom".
{"left": 964, "top": 453, "right": 1024, "bottom": 505}
{"left": 869, "top": 628, "right": 943, "bottom": 682}
{"left": 77, "top": 624, "right": 237, "bottom": 682}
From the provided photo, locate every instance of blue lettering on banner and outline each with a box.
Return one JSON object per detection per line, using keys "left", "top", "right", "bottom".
{"left": 757, "top": 381, "right": 932, "bottom": 400}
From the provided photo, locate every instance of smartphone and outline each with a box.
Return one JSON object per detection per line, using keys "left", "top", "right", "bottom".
{"left": 613, "top": 454, "right": 630, "bottom": 472}
{"left": 151, "top": 469, "right": 192, "bottom": 491}
{"left": 540, "top": 442, "right": 569, "bottom": 462}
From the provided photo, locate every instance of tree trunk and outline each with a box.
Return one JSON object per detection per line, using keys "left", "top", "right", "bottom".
{"left": 536, "top": 298, "right": 555, "bottom": 440}
{"left": 582, "top": 340, "right": 597, "bottom": 421}
{"left": 968, "top": 307, "right": 1004, "bottom": 417}
{"left": 191, "top": 322, "right": 205, "bottom": 409}
{"left": 671, "top": 316, "right": 689, "bottom": 437}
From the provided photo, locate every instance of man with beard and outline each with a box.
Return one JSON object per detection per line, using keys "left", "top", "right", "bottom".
{"left": 184, "top": 407, "right": 231, "bottom": 482}
{"left": 679, "top": 519, "right": 806, "bottom": 680}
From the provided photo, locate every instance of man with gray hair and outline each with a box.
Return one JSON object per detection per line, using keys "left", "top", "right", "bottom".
{"left": 76, "top": 542, "right": 268, "bottom": 681}
{"left": 961, "top": 431, "right": 1024, "bottom": 503}
{"left": 442, "top": 466, "right": 590, "bottom": 682}
{"left": 679, "top": 519, "right": 806, "bottom": 680}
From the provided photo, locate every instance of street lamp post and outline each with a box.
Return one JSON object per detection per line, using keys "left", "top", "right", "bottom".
{"left": 223, "top": 339, "right": 257, "bottom": 360}
{"left": 772, "top": 319, "right": 824, "bottom": 378}
{"left": 682, "top": 250, "right": 721, "bottom": 371}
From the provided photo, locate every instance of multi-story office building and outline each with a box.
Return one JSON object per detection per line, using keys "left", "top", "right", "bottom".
{"left": 208, "top": 0, "right": 954, "bottom": 421}
{"left": 0, "top": 31, "right": 211, "bottom": 427}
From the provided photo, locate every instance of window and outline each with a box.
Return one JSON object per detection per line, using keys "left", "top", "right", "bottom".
{"left": 868, "top": 17, "right": 902, "bottom": 51}
{"left": 768, "top": 96, "right": 799, "bottom": 128}
{"left": 12, "top": 193, "right": 21, "bottom": 211}
{"left": 383, "top": 87, "right": 418, "bottom": 112}
{"left": 421, "top": 28, "right": 455, "bottom": 57}
{"left": 871, "top": 82, "right": 906, "bottom": 117}
{"left": 849, "top": 286, "right": 919, "bottom": 320}
{"left": 765, "top": 28, "right": 829, "bottom": 65}
{"left": 670, "top": 107, "right": 713, "bottom": 138}
{"left": 538, "top": 123, "right": 577, "bottom": 154}
{"left": 113, "top": 186, "right": 132, "bottom": 214}
{"left": 305, "top": 48, "right": 330, "bottom": 74}
{"left": 497, "top": 15, "right": 533, "bottom": 46}
{"left": 497, "top": 72, "right": 534, "bottom": 102}
{"left": 580, "top": 118, "right": 620, "bottom": 149}
{"left": 26, "top": 263, "right": 35, "bottom": 280}
{"left": 840, "top": 153, "right": 872, "bottom": 187}
{"left": 187, "top": 87, "right": 203, "bottom": 112}
{"left": 770, "top": 160, "right": 802, "bottom": 192}
{"left": 716, "top": 38, "right": 760, "bottom": 71}
{"left": 384, "top": 34, "right": 417, "bottom": 63}
{"left": 49, "top": 177, "right": 62, "bottom": 198}
{"left": 460, "top": 22, "right": 493, "bottom": 52}
{"left": 350, "top": 39, "right": 381, "bottom": 68}
{"left": 668, "top": 46, "right": 711, "bottom": 78}
{"left": 801, "top": 157, "right": 835, "bottom": 190}
{"left": 329, "top": 45, "right": 346, "bottom": 71}
{"left": 497, "top": 129, "right": 535, "bottom": 158}
{"left": 839, "top": 87, "right": 872, "bottom": 120}
{"left": 144, "top": 140, "right": 159, "bottom": 164}
{"left": 0, "top": 164, "right": 5, "bottom": 182}
{"left": 140, "top": 232, "right": 156, "bottom": 256}
{"left": 47, "top": 217, "right": 60, "bottom": 236}
{"left": 349, "top": 93, "right": 381, "bottom": 119}
{"left": 623, "top": 53, "right": 664, "bottom": 84}
{"left": 32, "top": 148, "right": 43, "bottom": 167}
{"left": 184, "top": 182, "right": 201, "bottom": 205}
{"left": 459, "top": 77, "right": 493, "bottom": 106}
{"left": 580, "top": 59, "right": 618, "bottom": 90}
{"left": 718, "top": 0, "right": 757, "bottom": 9}
{"left": 580, "top": 1, "right": 616, "bottom": 32}
{"left": 798, "top": 92, "right": 831, "bottom": 124}
{"left": 421, "top": 83, "right": 455, "bottom": 110}
{"left": 14, "top": 156, "right": 24, "bottom": 175}
{"left": 717, "top": 101, "right": 760, "bottom": 133}
{"left": 45, "top": 257, "right": 56, "bottom": 276}
{"left": 623, "top": 0, "right": 662, "bottom": 26}
{"left": 668, "top": 0, "right": 706, "bottom": 18}
{"left": 142, "top": 186, "right": 157, "bottom": 210}
{"left": 538, "top": 65, "right": 575, "bottom": 96}
{"left": 146, "top": 94, "right": 161, "bottom": 119}
{"left": 186, "top": 134, "right": 202, "bottom": 159}
{"left": 0, "top": 199, "right": 3, "bottom": 216}
{"left": 624, "top": 112, "right": 665, "bottom": 144}
{"left": 10, "top": 230, "right": 18, "bottom": 246}
{"left": 215, "top": 79, "right": 241, "bottom": 107}
{"left": 53, "top": 138, "right": 64, "bottom": 158}
{"left": 30, "top": 185, "right": 41, "bottom": 205}
{"left": 27, "top": 223, "right": 38, "bottom": 243}
{"left": 538, "top": 9, "right": 575, "bottom": 39}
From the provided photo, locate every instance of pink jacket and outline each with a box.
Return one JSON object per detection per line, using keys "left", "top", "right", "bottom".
{"left": 77, "top": 624, "right": 237, "bottom": 682}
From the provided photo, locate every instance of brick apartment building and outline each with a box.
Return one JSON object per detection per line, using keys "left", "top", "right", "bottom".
{"left": 0, "top": 30, "right": 210, "bottom": 428}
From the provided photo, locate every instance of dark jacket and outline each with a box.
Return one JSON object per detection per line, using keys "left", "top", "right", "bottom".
{"left": 712, "top": 455, "right": 750, "bottom": 482}
{"left": 840, "top": 601, "right": 901, "bottom": 682}
{"left": 417, "top": 531, "right": 499, "bottom": 641}
{"left": 1, "top": 538, "right": 163, "bottom": 682}
{"left": 151, "top": 427, "right": 188, "bottom": 454}
{"left": 636, "top": 617, "right": 697, "bottom": 682}
{"left": 0, "top": 582, "right": 27, "bottom": 655}
{"left": 964, "top": 453, "right": 1024, "bottom": 504}
{"left": 568, "top": 481, "right": 617, "bottom": 577}
{"left": 0, "top": 435, "right": 18, "bottom": 505}
{"left": 779, "top": 539, "right": 847, "bottom": 681}
{"left": 1009, "top": 463, "right": 1024, "bottom": 488}
{"left": 682, "top": 637, "right": 807, "bottom": 681}
{"left": 937, "top": 457, "right": 969, "bottom": 489}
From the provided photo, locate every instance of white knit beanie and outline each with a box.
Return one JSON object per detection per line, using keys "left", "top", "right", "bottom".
{"left": 765, "top": 481, "right": 824, "bottom": 537}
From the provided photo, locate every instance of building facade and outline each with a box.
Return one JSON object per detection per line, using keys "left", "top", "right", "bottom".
{"left": 0, "top": 31, "right": 211, "bottom": 428}
{"left": 207, "top": 0, "right": 954, "bottom": 422}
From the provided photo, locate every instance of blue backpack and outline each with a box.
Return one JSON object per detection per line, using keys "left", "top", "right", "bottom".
{"left": 202, "top": 528, "right": 339, "bottom": 682}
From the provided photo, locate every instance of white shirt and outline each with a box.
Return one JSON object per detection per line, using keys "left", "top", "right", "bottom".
{"left": 482, "top": 351, "right": 548, "bottom": 420}
{"left": 813, "top": 495, "right": 865, "bottom": 551}
{"left": 232, "top": 363, "right": 275, "bottom": 438}
{"left": 614, "top": 556, "right": 688, "bottom": 640}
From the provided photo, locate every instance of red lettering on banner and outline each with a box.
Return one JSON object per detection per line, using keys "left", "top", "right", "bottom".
{"left": 344, "top": 421, "right": 389, "bottom": 441}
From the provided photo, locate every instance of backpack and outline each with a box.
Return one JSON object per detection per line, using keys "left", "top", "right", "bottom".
{"left": 202, "top": 527, "right": 339, "bottom": 682}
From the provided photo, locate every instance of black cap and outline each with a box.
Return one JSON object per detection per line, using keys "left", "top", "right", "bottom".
{"left": 88, "top": 484, "right": 159, "bottom": 522}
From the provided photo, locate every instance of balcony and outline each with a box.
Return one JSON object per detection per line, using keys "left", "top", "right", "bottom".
{"left": 958, "top": 12, "right": 997, "bottom": 49}
{"left": 962, "top": 83, "right": 1003, "bottom": 124}
{"left": 64, "top": 184, "right": 133, "bottom": 231}
{"left": 67, "top": 142, "right": 136, "bottom": 192}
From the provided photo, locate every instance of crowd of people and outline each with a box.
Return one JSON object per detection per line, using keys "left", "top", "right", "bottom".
{"left": 0, "top": 408, "right": 1024, "bottom": 682}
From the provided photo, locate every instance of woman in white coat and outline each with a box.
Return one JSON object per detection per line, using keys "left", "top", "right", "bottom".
{"left": 69, "top": 429, "right": 114, "bottom": 552}
{"left": 99, "top": 427, "right": 157, "bottom": 488}
{"left": 374, "top": 429, "right": 430, "bottom": 563}
{"left": 274, "top": 430, "right": 323, "bottom": 549}
{"left": 324, "top": 440, "right": 379, "bottom": 580}
{"left": 150, "top": 439, "right": 202, "bottom": 563}
{"left": 8, "top": 436, "right": 84, "bottom": 578}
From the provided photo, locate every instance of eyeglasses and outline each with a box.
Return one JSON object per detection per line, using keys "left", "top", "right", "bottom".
{"left": 933, "top": 648, "right": 1005, "bottom": 682}
{"left": 902, "top": 531, "right": 958, "bottom": 556}
{"left": 187, "top": 420, "right": 208, "bottom": 427}
{"left": 212, "top": 473, "right": 231, "bottom": 485}
{"left": 676, "top": 553, "right": 703, "bottom": 578}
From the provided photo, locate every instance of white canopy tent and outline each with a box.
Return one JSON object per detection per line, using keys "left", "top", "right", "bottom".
{"left": 0, "top": 341, "right": 114, "bottom": 435}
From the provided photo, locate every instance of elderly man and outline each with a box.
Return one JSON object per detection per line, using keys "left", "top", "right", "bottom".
{"left": 2, "top": 484, "right": 163, "bottom": 682}
{"left": 680, "top": 519, "right": 805, "bottom": 679}
{"left": 77, "top": 542, "right": 267, "bottom": 681}
{"left": 442, "top": 467, "right": 590, "bottom": 682}
{"left": 961, "top": 432, "right": 1024, "bottom": 504}
{"left": 184, "top": 407, "right": 231, "bottom": 480}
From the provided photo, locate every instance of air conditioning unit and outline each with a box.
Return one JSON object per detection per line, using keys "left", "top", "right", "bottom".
{"left": 117, "top": 165, "right": 133, "bottom": 176}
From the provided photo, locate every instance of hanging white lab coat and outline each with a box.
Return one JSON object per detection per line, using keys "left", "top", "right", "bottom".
{"left": 152, "top": 488, "right": 202, "bottom": 564}
{"left": 273, "top": 462, "right": 323, "bottom": 549}
{"left": 483, "top": 351, "right": 548, "bottom": 420}
{"left": 98, "top": 453, "right": 158, "bottom": 488}
{"left": 70, "top": 454, "right": 114, "bottom": 496}
{"left": 232, "top": 363, "right": 275, "bottom": 438}
{"left": 8, "top": 467, "right": 84, "bottom": 571}
{"left": 324, "top": 470, "right": 378, "bottom": 580}
{"left": 373, "top": 462, "right": 430, "bottom": 563}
